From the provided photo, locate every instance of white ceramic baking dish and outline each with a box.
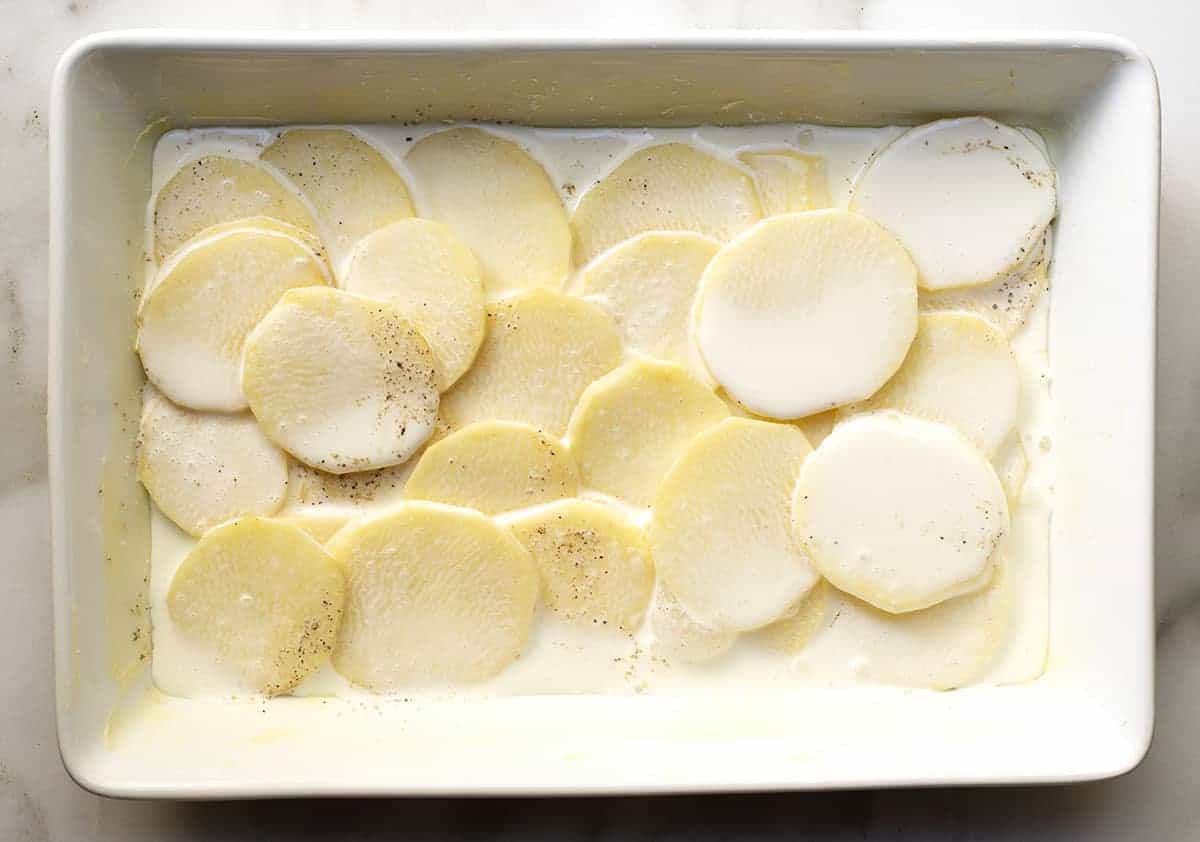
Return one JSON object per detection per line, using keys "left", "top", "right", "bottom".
{"left": 49, "top": 31, "right": 1159, "bottom": 797}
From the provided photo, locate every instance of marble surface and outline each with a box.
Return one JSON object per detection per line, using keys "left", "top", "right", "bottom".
{"left": 2, "top": 0, "right": 1198, "bottom": 838}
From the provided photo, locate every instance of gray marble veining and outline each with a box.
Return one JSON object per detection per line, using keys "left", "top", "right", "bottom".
{"left": 2, "top": 1, "right": 1198, "bottom": 839}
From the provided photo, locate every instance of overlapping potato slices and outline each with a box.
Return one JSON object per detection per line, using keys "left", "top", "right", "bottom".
{"left": 405, "top": 127, "right": 570, "bottom": 296}
{"left": 571, "top": 142, "right": 762, "bottom": 266}
{"left": 152, "top": 154, "right": 318, "bottom": 262}
{"left": 261, "top": 127, "right": 415, "bottom": 272}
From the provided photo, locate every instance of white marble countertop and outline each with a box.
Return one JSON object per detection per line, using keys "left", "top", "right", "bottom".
{"left": 3, "top": 1, "right": 1198, "bottom": 838}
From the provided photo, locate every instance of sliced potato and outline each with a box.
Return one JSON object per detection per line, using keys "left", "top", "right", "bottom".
{"left": 753, "top": 580, "right": 831, "bottom": 653}
{"left": 577, "top": 231, "right": 718, "bottom": 373}
{"left": 571, "top": 142, "right": 762, "bottom": 266}
{"left": 649, "top": 589, "right": 737, "bottom": 666}
{"left": 152, "top": 154, "right": 317, "bottom": 262}
{"left": 794, "top": 412, "right": 1009, "bottom": 614}
{"left": 440, "top": 289, "right": 623, "bottom": 436}
{"left": 919, "top": 235, "right": 1050, "bottom": 337}
{"left": 405, "top": 127, "right": 570, "bottom": 296}
{"left": 330, "top": 502, "right": 538, "bottom": 690}
{"left": 506, "top": 499, "right": 654, "bottom": 633}
{"left": 851, "top": 116, "right": 1057, "bottom": 290}
{"left": 405, "top": 421, "right": 578, "bottom": 514}
{"left": 840, "top": 312, "right": 1019, "bottom": 456}
{"left": 650, "top": 417, "right": 819, "bottom": 631}
{"left": 344, "top": 219, "right": 486, "bottom": 390}
{"left": 166, "top": 517, "right": 345, "bottom": 696}
{"left": 261, "top": 128, "right": 415, "bottom": 271}
{"left": 147, "top": 215, "right": 330, "bottom": 296}
{"left": 808, "top": 562, "right": 1010, "bottom": 690}
{"left": 137, "top": 386, "right": 288, "bottom": 537}
{"left": 242, "top": 287, "right": 439, "bottom": 474}
{"left": 276, "top": 512, "right": 352, "bottom": 545}
{"left": 738, "top": 149, "right": 829, "bottom": 215}
{"left": 567, "top": 359, "right": 728, "bottom": 507}
{"left": 137, "top": 227, "right": 330, "bottom": 412}
{"left": 695, "top": 210, "right": 918, "bottom": 419}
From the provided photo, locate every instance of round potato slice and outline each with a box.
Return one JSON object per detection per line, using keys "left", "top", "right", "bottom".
{"left": 146, "top": 215, "right": 330, "bottom": 297}
{"left": 405, "top": 421, "right": 578, "bottom": 514}
{"left": 506, "top": 499, "right": 654, "bottom": 633}
{"left": 851, "top": 116, "right": 1057, "bottom": 290}
{"left": 261, "top": 128, "right": 415, "bottom": 272}
{"left": 577, "top": 231, "right": 719, "bottom": 373}
{"left": 153, "top": 154, "right": 318, "bottom": 262}
{"left": 651, "top": 417, "right": 819, "bottom": 632}
{"left": 919, "top": 235, "right": 1051, "bottom": 338}
{"left": 137, "top": 386, "right": 288, "bottom": 537}
{"left": 807, "top": 562, "right": 1010, "bottom": 690}
{"left": 344, "top": 219, "right": 486, "bottom": 390}
{"left": 840, "top": 312, "right": 1020, "bottom": 456}
{"left": 329, "top": 502, "right": 538, "bottom": 690}
{"left": 794, "top": 412, "right": 1009, "bottom": 614}
{"left": 275, "top": 512, "right": 352, "bottom": 545}
{"left": 738, "top": 149, "right": 830, "bottom": 215}
{"left": 753, "top": 579, "right": 831, "bottom": 654}
{"left": 649, "top": 589, "right": 737, "bottom": 666}
{"left": 405, "top": 127, "right": 570, "bottom": 296}
{"left": 440, "top": 289, "right": 623, "bottom": 436}
{"left": 695, "top": 210, "right": 918, "bottom": 419}
{"left": 567, "top": 359, "right": 728, "bottom": 507}
{"left": 137, "top": 227, "right": 330, "bottom": 412}
{"left": 571, "top": 142, "right": 762, "bottom": 266}
{"left": 242, "top": 287, "right": 439, "bottom": 474}
{"left": 167, "top": 517, "right": 345, "bottom": 696}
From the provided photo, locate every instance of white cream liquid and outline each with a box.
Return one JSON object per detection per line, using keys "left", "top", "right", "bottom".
{"left": 147, "top": 123, "right": 1053, "bottom": 700}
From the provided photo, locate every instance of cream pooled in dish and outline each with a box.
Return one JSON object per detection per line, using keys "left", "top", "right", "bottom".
{"left": 139, "top": 120, "right": 1055, "bottom": 700}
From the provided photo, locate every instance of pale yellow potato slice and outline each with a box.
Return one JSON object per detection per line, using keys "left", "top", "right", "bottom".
{"left": 810, "top": 562, "right": 1010, "bottom": 690}
{"left": 506, "top": 499, "right": 654, "bottom": 633}
{"left": 276, "top": 512, "right": 352, "bottom": 545}
{"left": 137, "top": 386, "right": 288, "bottom": 537}
{"left": 242, "top": 287, "right": 439, "bottom": 474}
{"left": 330, "top": 502, "right": 538, "bottom": 690}
{"left": 794, "top": 412, "right": 1009, "bottom": 614}
{"left": 567, "top": 359, "right": 728, "bottom": 507}
{"left": 405, "top": 127, "right": 570, "bottom": 296}
{"left": 738, "top": 149, "right": 830, "bottom": 215}
{"left": 137, "top": 228, "right": 330, "bottom": 412}
{"left": 571, "top": 142, "right": 762, "bottom": 266}
{"left": 405, "top": 421, "right": 578, "bottom": 514}
{"left": 919, "top": 234, "right": 1051, "bottom": 338}
{"left": 577, "top": 231, "right": 719, "bottom": 373}
{"left": 695, "top": 210, "right": 919, "bottom": 419}
{"left": 649, "top": 589, "right": 737, "bottom": 666}
{"left": 167, "top": 517, "right": 345, "bottom": 696}
{"left": 152, "top": 154, "right": 317, "bottom": 262}
{"left": 261, "top": 128, "right": 415, "bottom": 271}
{"left": 851, "top": 116, "right": 1057, "bottom": 290}
{"left": 344, "top": 219, "right": 486, "bottom": 390}
{"left": 441, "top": 289, "right": 623, "bottom": 436}
{"left": 146, "top": 216, "right": 330, "bottom": 296}
{"left": 840, "top": 312, "right": 1020, "bottom": 456}
{"left": 650, "top": 417, "right": 819, "bottom": 631}
{"left": 753, "top": 579, "right": 831, "bottom": 653}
